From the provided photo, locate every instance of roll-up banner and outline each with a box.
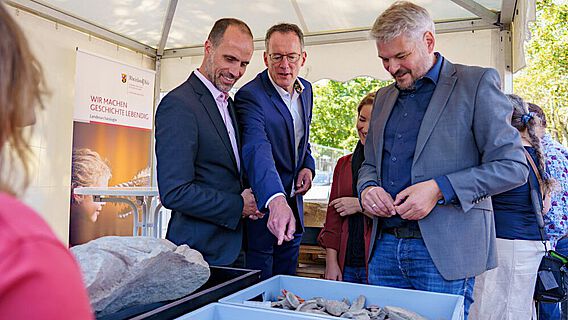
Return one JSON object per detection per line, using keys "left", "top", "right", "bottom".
{"left": 70, "top": 49, "right": 155, "bottom": 246}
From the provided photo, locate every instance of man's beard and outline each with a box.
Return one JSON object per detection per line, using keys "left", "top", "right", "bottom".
{"left": 393, "top": 68, "right": 415, "bottom": 90}
{"left": 393, "top": 49, "right": 431, "bottom": 90}
{"left": 214, "top": 72, "right": 235, "bottom": 92}
{"left": 204, "top": 55, "right": 235, "bottom": 92}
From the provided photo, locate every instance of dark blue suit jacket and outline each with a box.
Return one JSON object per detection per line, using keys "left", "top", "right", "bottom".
{"left": 155, "top": 72, "right": 244, "bottom": 265}
{"left": 235, "top": 70, "right": 315, "bottom": 232}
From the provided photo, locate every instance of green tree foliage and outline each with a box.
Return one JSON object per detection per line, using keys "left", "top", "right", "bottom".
{"left": 514, "top": 0, "right": 568, "bottom": 144}
{"left": 311, "top": 77, "right": 391, "bottom": 150}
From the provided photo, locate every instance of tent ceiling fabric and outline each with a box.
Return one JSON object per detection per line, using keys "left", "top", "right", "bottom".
{"left": 19, "top": 0, "right": 506, "bottom": 52}
{"left": 37, "top": 0, "right": 170, "bottom": 48}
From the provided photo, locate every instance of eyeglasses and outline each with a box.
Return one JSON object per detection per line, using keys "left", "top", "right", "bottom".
{"left": 268, "top": 53, "right": 302, "bottom": 63}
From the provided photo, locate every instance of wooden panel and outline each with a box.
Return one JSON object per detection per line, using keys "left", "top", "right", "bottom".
{"left": 297, "top": 244, "right": 326, "bottom": 279}
{"left": 303, "top": 201, "right": 327, "bottom": 227}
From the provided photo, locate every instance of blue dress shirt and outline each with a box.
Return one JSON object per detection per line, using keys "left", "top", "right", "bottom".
{"left": 379, "top": 53, "right": 456, "bottom": 229}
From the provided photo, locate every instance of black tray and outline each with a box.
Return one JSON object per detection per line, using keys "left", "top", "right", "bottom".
{"left": 97, "top": 266, "right": 261, "bottom": 320}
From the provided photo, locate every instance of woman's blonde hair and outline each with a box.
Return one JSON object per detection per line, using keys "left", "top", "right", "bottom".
{"left": 357, "top": 91, "right": 376, "bottom": 114}
{"left": 0, "top": 3, "right": 46, "bottom": 195}
{"left": 71, "top": 148, "right": 111, "bottom": 204}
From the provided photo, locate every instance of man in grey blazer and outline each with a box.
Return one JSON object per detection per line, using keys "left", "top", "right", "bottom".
{"left": 155, "top": 18, "right": 260, "bottom": 266}
{"left": 358, "top": 2, "right": 528, "bottom": 318}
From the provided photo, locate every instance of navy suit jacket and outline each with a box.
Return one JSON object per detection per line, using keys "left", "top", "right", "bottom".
{"left": 155, "top": 72, "right": 244, "bottom": 265}
{"left": 235, "top": 70, "right": 315, "bottom": 232}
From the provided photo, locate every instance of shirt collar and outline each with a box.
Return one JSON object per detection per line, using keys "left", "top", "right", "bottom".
{"left": 268, "top": 71, "right": 304, "bottom": 98}
{"left": 396, "top": 52, "right": 443, "bottom": 93}
{"left": 194, "top": 69, "right": 227, "bottom": 102}
{"left": 424, "top": 52, "right": 443, "bottom": 85}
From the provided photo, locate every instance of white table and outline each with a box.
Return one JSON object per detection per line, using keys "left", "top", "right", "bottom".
{"left": 73, "top": 187, "right": 163, "bottom": 237}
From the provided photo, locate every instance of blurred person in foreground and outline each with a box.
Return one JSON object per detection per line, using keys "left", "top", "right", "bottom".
{"left": 318, "top": 92, "right": 375, "bottom": 284}
{"left": 0, "top": 2, "right": 93, "bottom": 319}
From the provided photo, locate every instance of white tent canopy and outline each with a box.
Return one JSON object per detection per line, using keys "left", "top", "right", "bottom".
{"left": 4, "top": 0, "right": 535, "bottom": 240}
{"left": 8, "top": 0, "right": 534, "bottom": 88}
{"left": 6, "top": 1, "right": 513, "bottom": 50}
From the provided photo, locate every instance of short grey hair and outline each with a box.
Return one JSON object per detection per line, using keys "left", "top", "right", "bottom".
{"left": 370, "top": 1, "right": 435, "bottom": 43}
{"left": 265, "top": 23, "right": 304, "bottom": 51}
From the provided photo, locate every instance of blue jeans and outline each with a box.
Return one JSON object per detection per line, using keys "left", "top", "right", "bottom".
{"left": 539, "top": 237, "right": 568, "bottom": 320}
{"left": 343, "top": 265, "right": 367, "bottom": 284}
{"left": 368, "top": 233, "right": 475, "bottom": 319}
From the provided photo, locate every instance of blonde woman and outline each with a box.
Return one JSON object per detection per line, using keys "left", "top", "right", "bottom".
{"left": 0, "top": 3, "right": 93, "bottom": 318}
{"left": 318, "top": 92, "right": 375, "bottom": 283}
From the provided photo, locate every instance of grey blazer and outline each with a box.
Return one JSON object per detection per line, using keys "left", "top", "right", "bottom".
{"left": 358, "top": 59, "right": 529, "bottom": 280}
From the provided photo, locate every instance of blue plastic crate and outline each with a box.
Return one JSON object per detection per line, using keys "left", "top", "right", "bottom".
{"left": 219, "top": 275, "right": 464, "bottom": 320}
{"left": 177, "top": 303, "right": 327, "bottom": 319}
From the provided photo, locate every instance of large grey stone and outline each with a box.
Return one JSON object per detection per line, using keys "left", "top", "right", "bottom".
{"left": 71, "top": 236, "right": 210, "bottom": 317}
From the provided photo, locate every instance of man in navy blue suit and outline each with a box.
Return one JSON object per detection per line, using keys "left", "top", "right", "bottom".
{"left": 235, "top": 23, "right": 316, "bottom": 279}
{"left": 155, "top": 18, "right": 260, "bottom": 267}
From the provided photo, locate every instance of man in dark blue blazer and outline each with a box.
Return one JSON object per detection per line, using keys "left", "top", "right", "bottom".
{"left": 235, "top": 23, "right": 316, "bottom": 279}
{"left": 155, "top": 18, "right": 260, "bottom": 266}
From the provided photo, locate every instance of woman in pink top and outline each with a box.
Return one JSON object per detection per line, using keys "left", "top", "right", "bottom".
{"left": 0, "top": 3, "right": 93, "bottom": 319}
